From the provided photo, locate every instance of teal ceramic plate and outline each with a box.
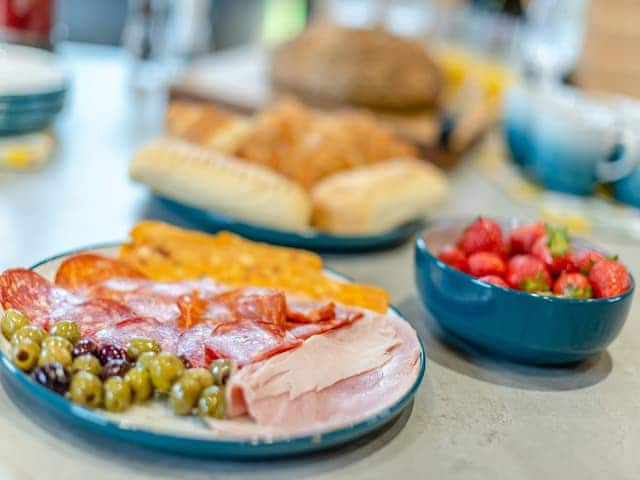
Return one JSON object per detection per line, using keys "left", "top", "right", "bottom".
{"left": 156, "top": 196, "right": 423, "bottom": 252}
{"left": 0, "top": 245, "right": 425, "bottom": 458}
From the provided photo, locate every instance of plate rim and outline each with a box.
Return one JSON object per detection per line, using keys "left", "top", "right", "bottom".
{"left": 156, "top": 196, "right": 423, "bottom": 251}
{"left": 4, "top": 242, "right": 427, "bottom": 456}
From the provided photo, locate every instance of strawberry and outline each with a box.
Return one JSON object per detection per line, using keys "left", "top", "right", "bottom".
{"left": 531, "top": 224, "right": 572, "bottom": 275}
{"left": 507, "top": 222, "right": 546, "bottom": 255}
{"left": 467, "top": 252, "right": 506, "bottom": 278}
{"left": 506, "top": 254, "right": 552, "bottom": 292}
{"left": 570, "top": 250, "right": 605, "bottom": 275}
{"left": 588, "top": 259, "right": 631, "bottom": 298}
{"left": 457, "top": 217, "right": 504, "bottom": 256}
{"left": 479, "top": 275, "right": 509, "bottom": 287}
{"left": 553, "top": 272, "right": 592, "bottom": 298}
{"left": 437, "top": 245, "right": 468, "bottom": 272}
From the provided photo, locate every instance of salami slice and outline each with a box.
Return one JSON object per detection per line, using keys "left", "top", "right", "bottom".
{"left": 0, "top": 269, "right": 81, "bottom": 329}
{"left": 55, "top": 253, "right": 146, "bottom": 290}
{"left": 213, "top": 288, "right": 287, "bottom": 328}
{"left": 286, "top": 300, "right": 336, "bottom": 323}
{"left": 93, "top": 317, "right": 180, "bottom": 352}
{"left": 56, "top": 298, "right": 139, "bottom": 337}
{"left": 286, "top": 307, "right": 363, "bottom": 340}
{"left": 178, "top": 321, "right": 301, "bottom": 368}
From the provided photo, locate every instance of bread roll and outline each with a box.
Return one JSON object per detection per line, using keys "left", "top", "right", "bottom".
{"left": 166, "top": 101, "right": 255, "bottom": 154}
{"left": 130, "top": 139, "right": 312, "bottom": 231}
{"left": 311, "top": 158, "right": 448, "bottom": 234}
{"left": 272, "top": 24, "right": 442, "bottom": 110}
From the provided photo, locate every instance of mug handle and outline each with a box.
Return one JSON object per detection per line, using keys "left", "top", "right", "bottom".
{"left": 596, "top": 129, "right": 640, "bottom": 182}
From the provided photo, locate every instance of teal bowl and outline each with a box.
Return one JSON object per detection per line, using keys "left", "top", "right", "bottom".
{"left": 414, "top": 219, "right": 635, "bottom": 364}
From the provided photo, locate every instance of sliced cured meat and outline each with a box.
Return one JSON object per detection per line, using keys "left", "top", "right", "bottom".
{"left": 176, "top": 323, "right": 216, "bottom": 368}
{"left": 176, "top": 292, "right": 209, "bottom": 330}
{"left": 216, "top": 312, "right": 421, "bottom": 438}
{"left": 177, "top": 321, "right": 301, "bottom": 368}
{"left": 58, "top": 298, "right": 139, "bottom": 338}
{"left": 286, "top": 300, "right": 335, "bottom": 323}
{"left": 93, "top": 317, "right": 180, "bottom": 351}
{"left": 226, "top": 312, "right": 398, "bottom": 417}
{"left": 286, "top": 305, "right": 363, "bottom": 340}
{"left": 79, "top": 278, "right": 224, "bottom": 325}
{"left": 55, "top": 253, "right": 147, "bottom": 290}
{"left": 0, "top": 269, "right": 140, "bottom": 334}
{"left": 0, "top": 269, "right": 81, "bottom": 330}
{"left": 213, "top": 288, "right": 287, "bottom": 327}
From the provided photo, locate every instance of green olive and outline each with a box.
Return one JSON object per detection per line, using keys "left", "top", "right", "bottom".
{"left": 71, "top": 354, "right": 101, "bottom": 376}
{"left": 136, "top": 351, "right": 157, "bottom": 372}
{"left": 11, "top": 325, "right": 47, "bottom": 346}
{"left": 1, "top": 309, "right": 30, "bottom": 340}
{"left": 148, "top": 352, "right": 184, "bottom": 393}
{"left": 69, "top": 371, "right": 103, "bottom": 408}
{"left": 103, "top": 376, "right": 132, "bottom": 412}
{"left": 42, "top": 336, "right": 73, "bottom": 353}
{"left": 170, "top": 376, "right": 202, "bottom": 415}
{"left": 197, "top": 385, "right": 226, "bottom": 418}
{"left": 126, "top": 337, "right": 160, "bottom": 360}
{"left": 181, "top": 368, "right": 214, "bottom": 389}
{"left": 38, "top": 345, "right": 72, "bottom": 367}
{"left": 209, "top": 359, "right": 231, "bottom": 385}
{"left": 49, "top": 321, "right": 80, "bottom": 345}
{"left": 11, "top": 338, "right": 41, "bottom": 372}
{"left": 124, "top": 367, "right": 152, "bottom": 403}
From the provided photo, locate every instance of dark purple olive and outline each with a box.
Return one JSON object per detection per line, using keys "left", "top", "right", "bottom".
{"left": 178, "top": 355, "right": 193, "bottom": 369}
{"left": 97, "top": 344, "right": 129, "bottom": 365}
{"left": 71, "top": 338, "right": 98, "bottom": 359}
{"left": 31, "top": 362, "right": 71, "bottom": 395}
{"left": 101, "top": 359, "right": 132, "bottom": 380}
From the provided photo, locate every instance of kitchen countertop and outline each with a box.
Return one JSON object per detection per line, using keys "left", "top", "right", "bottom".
{"left": 0, "top": 43, "right": 638, "bottom": 480}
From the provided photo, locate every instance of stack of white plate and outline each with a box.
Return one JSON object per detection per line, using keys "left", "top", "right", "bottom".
{"left": 0, "top": 43, "right": 67, "bottom": 135}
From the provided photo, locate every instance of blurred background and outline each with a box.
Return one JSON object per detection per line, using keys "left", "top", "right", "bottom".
{"left": 2, "top": 0, "right": 636, "bottom": 94}
{"left": 2, "top": 0, "right": 640, "bottom": 250}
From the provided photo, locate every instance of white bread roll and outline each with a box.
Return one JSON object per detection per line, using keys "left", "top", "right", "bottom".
{"left": 130, "top": 139, "right": 312, "bottom": 231}
{"left": 311, "top": 158, "right": 448, "bottom": 234}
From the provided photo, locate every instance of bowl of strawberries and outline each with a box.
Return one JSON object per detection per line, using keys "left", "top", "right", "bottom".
{"left": 415, "top": 217, "right": 634, "bottom": 364}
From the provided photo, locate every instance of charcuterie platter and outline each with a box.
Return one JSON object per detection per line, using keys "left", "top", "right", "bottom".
{"left": 0, "top": 222, "right": 424, "bottom": 458}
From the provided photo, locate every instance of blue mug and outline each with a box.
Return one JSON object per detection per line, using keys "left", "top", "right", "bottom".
{"left": 610, "top": 98, "right": 640, "bottom": 208}
{"left": 503, "top": 83, "right": 640, "bottom": 196}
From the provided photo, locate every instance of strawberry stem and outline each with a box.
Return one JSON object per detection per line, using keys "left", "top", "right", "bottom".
{"left": 520, "top": 272, "right": 550, "bottom": 293}
{"left": 545, "top": 224, "right": 570, "bottom": 257}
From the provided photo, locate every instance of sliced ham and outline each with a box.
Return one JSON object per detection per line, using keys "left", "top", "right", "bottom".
{"left": 216, "top": 311, "right": 421, "bottom": 438}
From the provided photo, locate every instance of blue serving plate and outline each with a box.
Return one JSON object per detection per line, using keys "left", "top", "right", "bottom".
{"left": 415, "top": 218, "right": 635, "bottom": 365}
{"left": 156, "top": 196, "right": 423, "bottom": 252}
{"left": 0, "top": 245, "right": 425, "bottom": 458}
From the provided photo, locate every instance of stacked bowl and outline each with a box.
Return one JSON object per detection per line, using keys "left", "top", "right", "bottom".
{"left": 0, "top": 43, "right": 67, "bottom": 135}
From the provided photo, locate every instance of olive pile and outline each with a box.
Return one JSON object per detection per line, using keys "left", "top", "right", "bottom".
{"left": 1, "top": 309, "right": 230, "bottom": 417}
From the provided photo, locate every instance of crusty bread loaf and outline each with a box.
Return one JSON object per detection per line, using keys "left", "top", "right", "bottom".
{"left": 272, "top": 24, "right": 442, "bottom": 110}
{"left": 130, "top": 139, "right": 312, "bottom": 231}
{"left": 311, "top": 158, "right": 448, "bottom": 234}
